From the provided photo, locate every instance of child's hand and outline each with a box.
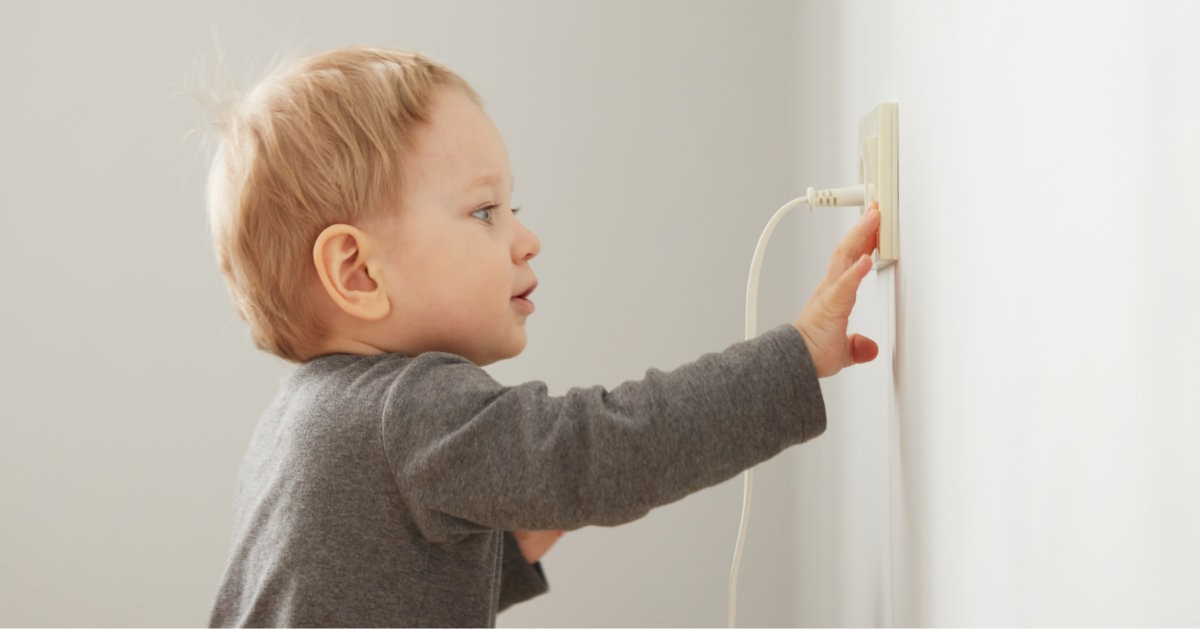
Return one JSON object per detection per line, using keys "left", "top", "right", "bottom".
{"left": 793, "top": 203, "right": 881, "bottom": 378}
{"left": 513, "top": 529, "right": 565, "bottom": 564}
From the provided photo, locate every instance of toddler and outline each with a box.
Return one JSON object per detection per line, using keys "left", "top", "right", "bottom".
{"left": 205, "top": 46, "right": 880, "bottom": 627}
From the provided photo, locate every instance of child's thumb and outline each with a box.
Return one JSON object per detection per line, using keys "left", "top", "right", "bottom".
{"left": 848, "top": 333, "right": 879, "bottom": 366}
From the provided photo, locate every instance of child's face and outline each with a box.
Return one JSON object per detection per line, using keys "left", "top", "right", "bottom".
{"left": 370, "top": 87, "right": 541, "bottom": 366}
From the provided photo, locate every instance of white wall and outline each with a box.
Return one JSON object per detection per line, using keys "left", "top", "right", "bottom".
{"left": 0, "top": 1, "right": 810, "bottom": 626}
{"left": 793, "top": 0, "right": 1200, "bottom": 625}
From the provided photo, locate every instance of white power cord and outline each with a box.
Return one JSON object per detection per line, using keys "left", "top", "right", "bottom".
{"left": 728, "top": 183, "right": 870, "bottom": 628}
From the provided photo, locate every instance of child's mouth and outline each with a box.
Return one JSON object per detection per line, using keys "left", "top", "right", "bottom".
{"left": 511, "top": 282, "right": 537, "bottom": 313}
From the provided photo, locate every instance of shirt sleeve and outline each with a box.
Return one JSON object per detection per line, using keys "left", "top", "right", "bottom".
{"left": 381, "top": 324, "right": 825, "bottom": 542}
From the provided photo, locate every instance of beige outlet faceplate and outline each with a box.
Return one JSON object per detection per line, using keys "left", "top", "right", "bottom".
{"left": 859, "top": 103, "right": 898, "bottom": 268}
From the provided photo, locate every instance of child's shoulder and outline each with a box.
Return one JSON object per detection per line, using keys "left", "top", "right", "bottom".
{"left": 287, "top": 350, "right": 500, "bottom": 413}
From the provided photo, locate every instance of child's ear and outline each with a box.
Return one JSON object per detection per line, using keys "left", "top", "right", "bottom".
{"left": 312, "top": 224, "right": 391, "bottom": 321}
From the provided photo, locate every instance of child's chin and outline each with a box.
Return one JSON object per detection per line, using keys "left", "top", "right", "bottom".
{"left": 501, "top": 339, "right": 528, "bottom": 361}
{"left": 472, "top": 338, "right": 527, "bottom": 366}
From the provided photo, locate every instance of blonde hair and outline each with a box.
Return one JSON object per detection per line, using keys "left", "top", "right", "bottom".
{"left": 205, "top": 47, "right": 481, "bottom": 362}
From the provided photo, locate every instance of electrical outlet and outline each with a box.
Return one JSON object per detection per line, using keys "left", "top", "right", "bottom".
{"left": 859, "top": 103, "right": 898, "bottom": 268}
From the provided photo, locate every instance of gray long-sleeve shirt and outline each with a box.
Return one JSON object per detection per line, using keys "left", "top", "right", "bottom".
{"left": 209, "top": 324, "right": 826, "bottom": 627}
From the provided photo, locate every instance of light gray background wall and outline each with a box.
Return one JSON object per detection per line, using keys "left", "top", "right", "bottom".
{"left": 0, "top": 1, "right": 811, "bottom": 626}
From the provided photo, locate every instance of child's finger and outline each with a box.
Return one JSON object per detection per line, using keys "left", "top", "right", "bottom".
{"left": 826, "top": 203, "right": 880, "bottom": 285}
{"left": 827, "top": 253, "right": 873, "bottom": 314}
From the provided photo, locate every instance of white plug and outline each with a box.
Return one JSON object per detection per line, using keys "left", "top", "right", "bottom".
{"left": 805, "top": 184, "right": 874, "bottom": 209}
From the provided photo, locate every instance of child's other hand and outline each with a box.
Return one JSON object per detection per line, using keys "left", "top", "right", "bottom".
{"left": 513, "top": 529, "right": 564, "bottom": 564}
{"left": 793, "top": 203, "right": 881, "bottom": 378}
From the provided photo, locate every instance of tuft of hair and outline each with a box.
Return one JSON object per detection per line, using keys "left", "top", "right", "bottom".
{"left": 201, "top": 46, "right": 481, "bottom": 362}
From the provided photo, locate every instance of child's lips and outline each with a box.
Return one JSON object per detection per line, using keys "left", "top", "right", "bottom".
{"left": 513, "top": 281, "right": 537, "bottom": 300}
{"left": 511, "top": 295, "right": 535, "bottom": 314}
{"left": 511, "top": 282, "right": 537, "bottom": 314}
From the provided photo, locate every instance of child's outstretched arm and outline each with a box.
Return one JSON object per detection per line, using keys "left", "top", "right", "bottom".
{"left": 381, "top": 205, "right": 883, "bottom": 540}
{"left": 794, "top": 202, "right": 882, "bottom": 378}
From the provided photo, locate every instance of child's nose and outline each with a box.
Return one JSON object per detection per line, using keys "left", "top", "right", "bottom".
{"left": 513, "top": 221, "right": 541, "bottom": 263}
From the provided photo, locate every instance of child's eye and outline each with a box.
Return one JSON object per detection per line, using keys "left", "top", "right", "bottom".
{"left": 471, "top": 206, "right": 494, "bottom": 224}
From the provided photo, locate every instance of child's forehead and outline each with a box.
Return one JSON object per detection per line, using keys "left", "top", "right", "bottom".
{"left": 406, "top": 159, "right": 512, "bottom": 197}
{"left": 395, "top": 87, "right": 513, "bottom": 200}
{"left": 464, "top": 172, "right": 514, "bottom": 192}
